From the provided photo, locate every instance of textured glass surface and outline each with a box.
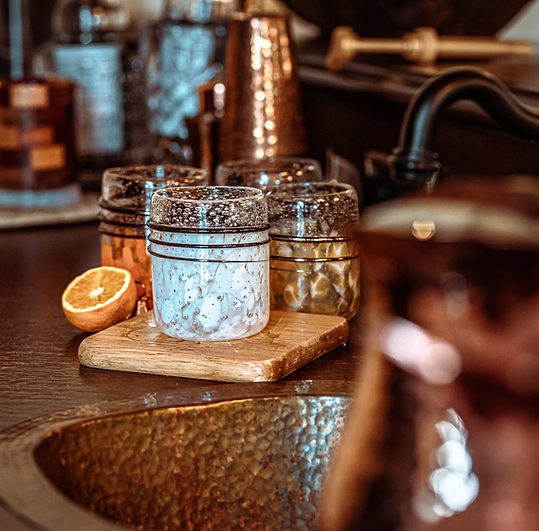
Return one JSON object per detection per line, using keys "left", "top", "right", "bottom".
{"left": 101, "top": 233, "right": 154, "bottom": 305}
{"left": 267, "top": 182, "right": 360, "bottom": 238}
{"left": 215, "top": 157, "right": 323, "bottom": 190}
{"left": 150, "top": 185, "right": 268, "bottom": 229}
{"left": 149, "top": 186, "right": 269, "bottom": 340}
{"left": 99, "top": 165, "right": 207, "bottom": 306}
{"left": 270, "top": 254, "right": 361, "bottom": 320}
{"left": 151, "top": 244, "right": 270, "bottom": 340}
{"left": 100, "top": 164, "right": 208, "bottom": 215}
{"left": 267, "top": 182, "right": 361, "bottom": 320}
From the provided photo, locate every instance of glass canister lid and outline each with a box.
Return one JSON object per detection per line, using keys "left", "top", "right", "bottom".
{"left": 215, "top": 157, "right": 324, "bottom": 189}
{"left": 149, "top": 185, "right": 268, "bottom": 230}
{"left": 100, "top": 165, "right": 208, "bottom": 215}
{"left": 266, "top": 182, "right": 360, "bottom": 237}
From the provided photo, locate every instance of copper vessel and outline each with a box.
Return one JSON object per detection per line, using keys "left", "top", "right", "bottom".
{"left": 219, "top": 12, "right": 307, "bottom": 162}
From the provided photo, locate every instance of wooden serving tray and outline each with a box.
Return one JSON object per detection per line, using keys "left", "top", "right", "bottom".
{"left": 78, "top": 310, "right": 349, "bottom": 382}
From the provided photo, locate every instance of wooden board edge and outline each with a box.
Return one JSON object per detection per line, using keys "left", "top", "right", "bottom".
{"left": 263, "top": 317, "right": 350, "bottom": 381}
{"left": 78, "top": 342, "right": 280, "bottom": 383}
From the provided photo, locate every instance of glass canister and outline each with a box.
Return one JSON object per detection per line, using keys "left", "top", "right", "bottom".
{"left": 148, "top": 186, "right": 270, "bottom": 341}
{"left": 266, "top": 182, "right": 361, "bottom": 320}
{"left": 99, "top": 164, "right": 208, "bottom": 308}
{"left": 215, "top": 157, "right": 323, "bottom": 191}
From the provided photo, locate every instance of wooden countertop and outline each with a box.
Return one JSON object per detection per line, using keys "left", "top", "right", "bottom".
{"left": 0, "top": 220, "right": 363, "bottom": 531}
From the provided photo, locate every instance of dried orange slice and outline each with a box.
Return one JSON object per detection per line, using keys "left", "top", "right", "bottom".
{"left": 61, "top": 266, "right": 137, "bottom": 332}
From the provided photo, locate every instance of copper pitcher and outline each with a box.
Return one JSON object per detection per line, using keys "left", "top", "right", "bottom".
{"left": 219, "top": 12, "right": 307, "bottom": 162}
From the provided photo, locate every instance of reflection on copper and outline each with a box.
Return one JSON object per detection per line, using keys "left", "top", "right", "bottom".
{"left": 506, "top": 352, "right": 539, "bottom": 396}
{"left": 430, "top": 411, "right": 478, "bottom": 514}
{"left": 413, "top": 409, "right": 478, "bottom": 523}
{"left": 379, "top": 317, "right": 461, "bottom": 385}
{"left": 412, "top": 220, "right": 436, "bottom": 240}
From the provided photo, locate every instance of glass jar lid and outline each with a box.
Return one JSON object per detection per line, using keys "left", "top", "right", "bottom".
{"left": 149, "top": 186, "right": 268, "bottom": 231}
{"left": 266, "top": 182, "right": 360, "bottom": 238}
{"left": 215, "top": 157, "right": 323, "bottom": 190}
{"left": 100, "top": 165, "right": 208, "bottom": 215}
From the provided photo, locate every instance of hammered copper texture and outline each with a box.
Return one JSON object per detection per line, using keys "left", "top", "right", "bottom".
{"left": 219, "top": 13, "right": 307, "bottom": 162}
{"left": 35, "top": 396, "right": 348, "bottom": 531}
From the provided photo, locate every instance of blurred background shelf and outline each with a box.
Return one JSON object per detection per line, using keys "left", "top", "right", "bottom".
{"left": 0, "top": 192, "right": 98, "bottom": 229}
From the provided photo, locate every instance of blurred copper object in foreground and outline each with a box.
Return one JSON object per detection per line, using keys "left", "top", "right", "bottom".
{"left": 320, "top": 175, "right": 539, "bottom": 531}
{"left": 327, "top": 26, "right": 533, "bottom": 70}
{"left": 219, "top": 12, "right": 307, "bottom": 162}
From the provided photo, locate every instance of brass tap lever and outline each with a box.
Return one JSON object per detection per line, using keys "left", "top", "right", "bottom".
{"left": 326, "top": 26, "right": 533, "bottom": 70}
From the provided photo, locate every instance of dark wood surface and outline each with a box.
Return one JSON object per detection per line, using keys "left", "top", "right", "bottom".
{"left": 0, "top": 219, "right": 363, "bottom": 531}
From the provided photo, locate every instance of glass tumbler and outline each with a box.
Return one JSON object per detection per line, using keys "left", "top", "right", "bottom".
{"left": 214, "top": 157, "right": 323, "bottom": 191}
{"left": 148, "top": 186, "right": 270, "bottom": 341}
{"left": 99, "top": 164, "right": 208, "bottom": 308}
{"left": 266, "top": 182, "right": 361, "bottom": 320}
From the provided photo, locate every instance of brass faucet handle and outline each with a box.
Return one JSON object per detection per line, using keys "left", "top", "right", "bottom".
{"left": 403, "top": 26, "right": 534, "bottom": 65}
{"left": 326, "top": 26, "right": 361, "bottom": 71}
{"left": 326, "top": 26, "right": 429, "bottom": 70}
{"left": 326, "top": 26, "right": 533, "bottom": 70}
{"left": 402, "top": 26, "right": 440, "bottom": 65}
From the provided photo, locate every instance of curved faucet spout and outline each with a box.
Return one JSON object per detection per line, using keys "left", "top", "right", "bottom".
{"left": 389, "top": 66, "right": 539, "bottom": 187}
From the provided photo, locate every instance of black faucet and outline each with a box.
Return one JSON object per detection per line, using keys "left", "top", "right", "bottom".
{"left": 388, "top": 66, "right": 539, "bottom": 188}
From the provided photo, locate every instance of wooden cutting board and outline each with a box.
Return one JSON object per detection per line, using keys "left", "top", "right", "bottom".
{"left": 78, "top": 310, "right": 349, "bottom": 382}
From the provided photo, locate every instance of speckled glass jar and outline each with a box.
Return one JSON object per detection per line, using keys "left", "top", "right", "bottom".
{"left": 99, "top": 165, "right": 208, "bottom": 307}
{"left": 148, "top": 186, "right": 270, "bottom": 341}
{"left": 267, "top": 182, "right": 361, "bottom": 320}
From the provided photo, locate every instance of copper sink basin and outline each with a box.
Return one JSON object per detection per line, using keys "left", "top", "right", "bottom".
{"left": 0, "top": 382, "right": 350, "bottom": 531}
